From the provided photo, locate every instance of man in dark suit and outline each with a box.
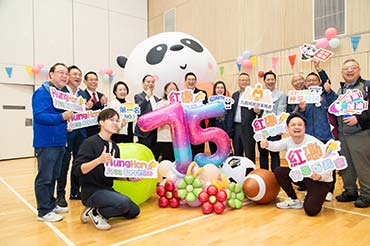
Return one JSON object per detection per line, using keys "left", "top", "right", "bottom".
{"left": 134, "top": 75, "right": 160, "bottom": 159}
{"left": 83, "top": 71, "right": 107, "bottom": 137}
{"left": 230, "top": 73, "right": 260, "bottom": 163}
{"left": 184, "top": 72, "right": 208, "bottom": 158}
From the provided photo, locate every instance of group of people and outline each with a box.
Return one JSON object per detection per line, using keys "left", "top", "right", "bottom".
{"left": 32, "top": 58, "right": 370, "bottom": 231}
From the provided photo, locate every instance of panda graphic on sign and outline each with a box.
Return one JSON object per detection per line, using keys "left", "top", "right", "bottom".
{"left": 117, "top": 32, "right": 217, "bottom": 97}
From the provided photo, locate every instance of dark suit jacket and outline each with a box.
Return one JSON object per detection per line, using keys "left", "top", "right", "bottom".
{"left": 134, "top": 91, "right": 160, "bottom": 138}
{"left": 230, "top": 90, "right": 258, "bottom": 138}
{"left": 84, "top": 89, "right": 105, "bottom": 137}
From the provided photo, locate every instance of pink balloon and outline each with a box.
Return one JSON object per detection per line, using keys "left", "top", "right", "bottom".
{"left": 316, "top": 38, "right": 329, "bottom": 49}
{"left": 325, "top": 27, "right": 337, "bottom": 40}
{"left": 32, "top": 66, "right": 41, "bottom": 75}
{"left": 236, "top": 56, "right": 243, "bottom": 65}
{"left": 37, "top": 64, "right": 44, "bottom": 69}
{"left": 242, "top": 59, "right": 253, "bottom": 70}
{"left": 106, "top": 69, "right": 113, "bottom": 76}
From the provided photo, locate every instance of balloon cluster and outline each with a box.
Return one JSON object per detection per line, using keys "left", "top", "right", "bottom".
{"left": 316, "top": 27, "right": 340, "bottom": 49}
{"left": 236, "top": 50, "right": 253, "bottom": 70}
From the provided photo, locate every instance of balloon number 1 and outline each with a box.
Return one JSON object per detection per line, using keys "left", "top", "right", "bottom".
{"left": 137, "top": 102, "right": 230, "bottom": 174}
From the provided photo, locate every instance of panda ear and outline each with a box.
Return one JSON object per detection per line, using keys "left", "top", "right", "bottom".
{"left": 117, "top": 56, "right": 128, "bottom": 68}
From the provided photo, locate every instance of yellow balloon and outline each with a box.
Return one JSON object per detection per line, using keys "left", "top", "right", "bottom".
{"left": 113, "top": 143, "right": 157, "bottom": 205}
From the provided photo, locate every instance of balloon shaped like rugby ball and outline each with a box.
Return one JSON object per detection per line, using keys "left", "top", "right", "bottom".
{"left": 220, "top": 156, "right": 256, "bottom": 184}
{"left": 243, "top": 169, "right": 280, "bottom": 204}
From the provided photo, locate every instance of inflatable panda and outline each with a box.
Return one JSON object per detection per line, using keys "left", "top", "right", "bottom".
{"left": 117, "top": 32, "right": 217, "bottom": 97}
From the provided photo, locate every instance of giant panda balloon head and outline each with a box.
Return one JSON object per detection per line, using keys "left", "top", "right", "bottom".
{"left": 117, "top": 32, "right": 217, "bottom": 97}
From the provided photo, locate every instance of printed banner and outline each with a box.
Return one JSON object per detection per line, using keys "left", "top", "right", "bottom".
{"left": 328, "top": 89, "right": 368, "bottom": 116}
{"left": 288, "top": 86, "right": 322, "bottom": 104}
{"left": 209, "top": 95, "right": 234, "bottom": 110}
{"left": 239, "top": 83, "right": 273, "bottom": 111}
{"left": 67, "top": 110, "right": 100, "bottom": 130}
{"left": 286, "top": 140, "right": 347, "bottom": 182}
{"left": 168, "top": 89, "right": 206, "bottom": 104}
{"left": 117, "top": 102, "right": 141, "bottom": 122}
{"left": 104, "top": 158, "right": 158, "bottom": 178}
{"left": 252, "top": 113, "right": 289, "bottom": 141}
{"left": 50, "top": 87, "right": 86, "bottom": 112}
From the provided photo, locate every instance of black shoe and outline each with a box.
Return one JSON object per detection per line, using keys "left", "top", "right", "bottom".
{"left": 56, "top": 195, "right": 68, "bottom": 207}
{"left": 355, "top": 196, "right": 370, "bottom": 208}
{"left": 335, "top": 191, "right": 358, "bottom": 202}
{"left": 69, "top": 193, "right": 81, "bottom": 200}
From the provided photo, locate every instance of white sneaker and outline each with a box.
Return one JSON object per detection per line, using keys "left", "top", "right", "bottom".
{"left": 37, "top": 211, "right": 63, "bottom": 222}
{"left": 53, "top": 205, "right": 69, "bottom": 214}
{"left": 88, "top": 208, "right": 111, "bottom": 230}
{"left": 276, "top": 197, "right": 303, "bottom": 209}
{"left": 325, "top": 192, "right": 333, "bottom": 202}
{"left": 80, "top": 207, "right": 92, "bottom": 224}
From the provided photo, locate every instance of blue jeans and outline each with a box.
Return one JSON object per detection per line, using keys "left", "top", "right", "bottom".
{"left": 84, "top": 190, "right": 140, "bottom": 219}
{"left": 34, "top": 147, "right": 65, "bottom": 217}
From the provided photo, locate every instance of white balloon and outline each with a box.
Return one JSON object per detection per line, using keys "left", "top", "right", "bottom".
{"left": 120, "top": 32, "right": 217, "bottom": 98}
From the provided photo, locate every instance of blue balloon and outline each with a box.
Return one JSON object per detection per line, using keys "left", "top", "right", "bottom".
{"left": 242, "top": 50, "right": 251, "bottom": 59}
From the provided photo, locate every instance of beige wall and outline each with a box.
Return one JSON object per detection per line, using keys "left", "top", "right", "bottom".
{"left": 148, "top": 0, "right": 370, "bottom": 94}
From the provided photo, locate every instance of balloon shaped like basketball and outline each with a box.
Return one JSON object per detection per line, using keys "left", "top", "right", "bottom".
{"left": 243, "top": 169, "right": 280, "bottom": 204}
{"left": 113, "top": 143, "right": 157, "bottom": 205}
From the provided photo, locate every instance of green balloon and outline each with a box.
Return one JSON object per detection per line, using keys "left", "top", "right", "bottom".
{"left": 112, "top": 143, "right": 157, "bottom": 205}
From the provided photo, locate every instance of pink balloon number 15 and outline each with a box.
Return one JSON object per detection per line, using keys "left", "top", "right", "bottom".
{"left": 137, "top": 102, "right": 230, "bottom": 174}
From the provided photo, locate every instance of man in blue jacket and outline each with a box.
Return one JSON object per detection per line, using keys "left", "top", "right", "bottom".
{"left": 32, "top": 63, "right": 74, "bottom": 222}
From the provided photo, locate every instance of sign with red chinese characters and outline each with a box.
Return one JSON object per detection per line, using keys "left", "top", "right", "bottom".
{"left": 288, "top": 86, "right": 322, "bottom": 104}
{"left": 299, "top": 43, "right": 333, "bottom": 62}
{"left": 252, "top": 113, "right": 289, "bottom": 141}
{"left": 168, "top": 89, "right": 206, "bottom": 105}
{"left": 286, "top": 139, "right": 347, "bottom": 182}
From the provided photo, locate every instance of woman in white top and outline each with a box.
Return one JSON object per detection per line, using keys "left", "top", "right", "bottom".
{"left": 109, "top": 81, "right": 133, "bottom": 143}
{"left": 260, "top": 113, "right": 332, "bottom": 216}
{"left": 157, "top": 82, "right": 179, "bottom": 162}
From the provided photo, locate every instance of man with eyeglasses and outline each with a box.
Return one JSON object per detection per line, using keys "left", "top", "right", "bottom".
{"left": 230, "top": 73, "right": 260, "bottom": 163}
{"left": 32, "top": 63, "right": 74, "bottom": 222}
{"left": 322, "top": 59, "right": 370, "bottom": 208}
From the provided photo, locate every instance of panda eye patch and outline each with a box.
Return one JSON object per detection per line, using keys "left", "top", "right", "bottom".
{"left": 146, "top": 44, "right": 168, "bottom": 65}
{"left": 180, "top": 38, "right": 203, "bottom": 52}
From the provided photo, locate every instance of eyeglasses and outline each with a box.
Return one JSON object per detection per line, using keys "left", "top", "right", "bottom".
{"left": 108, "top": 118, "right": 120, "bottom": 124}
{"left": 53, "top": 70, "right": 69, "bottom": 76}
{"left": 342, "top": 66, "right": 359, "bottom": 71}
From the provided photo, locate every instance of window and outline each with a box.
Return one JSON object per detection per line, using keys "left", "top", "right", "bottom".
{"left": 164, "top": 8, "right": 176, "bottom": 32}
{"left": 313, "top": 0, "right": 345, "bottom": 40}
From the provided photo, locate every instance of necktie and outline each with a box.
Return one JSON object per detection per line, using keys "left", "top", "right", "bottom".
{"left": 92, "top": 92, "right": 97, "bottom": 103}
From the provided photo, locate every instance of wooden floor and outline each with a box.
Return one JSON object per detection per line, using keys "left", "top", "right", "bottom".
{"left": 1, "top": 158, "right": 370, "bottom": 246}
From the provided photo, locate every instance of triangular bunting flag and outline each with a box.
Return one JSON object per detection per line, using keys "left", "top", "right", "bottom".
{"left": 288, "top": 54, "right": 296, "bottom": 69}
{"left": 109, "top": 75, "right": 114, "bottom": 84}
{"left": 236, "top": 63, "right": 241, "bottom": 72}
{"left": 5, "top": 67, "right": 13, "bottom": 78}
{"left": 272, "top": 56, "right": 278, "bottom": 70}
{"left": 219, "top": 66, "right": 224, "bottom": 77}
{"left": 25, "top": 66, "right": 33, "bottom": 76}
{"left": 350, "top": 36, "right": 361, "bottom": 52}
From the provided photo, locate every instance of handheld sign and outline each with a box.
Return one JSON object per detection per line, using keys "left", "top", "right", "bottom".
{"left": 300, "top": 43, "right": 333, "bottom": 62}
{"left": 118, "top": 102, "right": 141, "bottom": 122}
{"left": 286, "top": 139, "right": 347, "bottom": 182}
{"left": 104, "top": 158, "right": 158, "bottom": 179}
{"left": 50, "top": 87, "right": 86, "bottom": 112}
{"left": 67, "top": 110, "right": 101, "bottom": 130}
{"left": 209, "top": 95, "right": 235, "bottom": 110}
{"left": 239, "top": 83, "right": 273, "bottom": 111}
{"left": 288, "top": 86, "right": 322, "bottom": 104}
{"left": 252, "top": 113, "right": 289, "bottom": 141}
{"left": 328, "top": 89, "right": 368, "bottom": 116}
{"left": 169, "top": 89, "right": 206, "bottom": 105}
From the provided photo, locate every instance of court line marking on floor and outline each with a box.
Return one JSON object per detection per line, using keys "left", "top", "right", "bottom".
{"left": 277, "top": 195, "right": 370, "bottom": 218}
{"left": 0, "top": 176, "right": 75, "bottom": 246}
{"left": 110, "top": 201, "right": 254, "bottom": 246}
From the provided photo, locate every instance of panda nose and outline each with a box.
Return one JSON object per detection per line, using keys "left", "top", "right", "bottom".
{"left": 170, "top": 44, "right": 184, "bottom": 51}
